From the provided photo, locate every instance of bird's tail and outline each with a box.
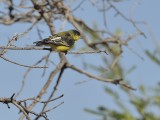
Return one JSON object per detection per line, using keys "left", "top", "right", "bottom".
{"left": 33, "top": 38, "right": 50, "bottom": 46}
{"left": 33, "top": 41, "right": 44, "bottom": 46}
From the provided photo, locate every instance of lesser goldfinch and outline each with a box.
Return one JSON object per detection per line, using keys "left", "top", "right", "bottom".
{"left": 34, "top": 29, "right": 80, "bottom": 54}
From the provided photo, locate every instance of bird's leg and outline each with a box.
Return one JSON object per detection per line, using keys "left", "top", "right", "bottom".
{"left": 64, "top": 51, "right": 68, "bottom": 55}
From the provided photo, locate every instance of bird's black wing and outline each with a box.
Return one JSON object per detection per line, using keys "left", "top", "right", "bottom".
{"left": 34, "top": 33, "right": 74, "bottom": 47}
{"left": 49, "top": 35, "right": 74, "bottom": 47}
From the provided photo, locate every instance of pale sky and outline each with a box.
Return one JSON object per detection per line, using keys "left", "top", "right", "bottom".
{"left": 0, "top": 0, "right": 160, "bottom": 120}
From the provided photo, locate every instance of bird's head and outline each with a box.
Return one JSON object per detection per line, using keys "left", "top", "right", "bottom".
{"left": 71, "top": 29, "right": 81, "bottom": 41}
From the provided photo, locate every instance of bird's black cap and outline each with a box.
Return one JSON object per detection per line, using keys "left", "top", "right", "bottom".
{"left": 72, "top": 29, "right": 80, "bottom": 36}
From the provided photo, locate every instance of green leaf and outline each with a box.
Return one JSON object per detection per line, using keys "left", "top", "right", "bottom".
{"left": 145, "top": 50, "right": 160, "bottom": 65}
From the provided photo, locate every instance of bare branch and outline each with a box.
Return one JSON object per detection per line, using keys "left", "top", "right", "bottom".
{"left": 19, "top": 53, "right": 67, "bottom": 120}
{"left": 15, "top": 53, "right": 51, "bottom": 98}
{"left": 0, "top": 55, "right": 47, "bottom": 68}
{"left": 0, "top": 94, "right": 30, "bottom": 120}
{"left": 0, "top": 46, "right": 109, "bottom": 54}
{"left": 66, "top": 63, "right": 136, "bottom": 90}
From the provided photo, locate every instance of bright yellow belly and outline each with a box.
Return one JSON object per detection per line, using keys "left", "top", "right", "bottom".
{"left": 49, "top": 44, "right": 73, "bottom": 52}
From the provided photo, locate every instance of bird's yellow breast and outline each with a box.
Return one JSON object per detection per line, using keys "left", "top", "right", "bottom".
{"left": 49, "top": 44, "right": 73, "bottom": 52}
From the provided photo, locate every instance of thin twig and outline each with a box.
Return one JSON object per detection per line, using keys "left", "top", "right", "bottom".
{"left": 18, "top": 94, "right": 64, "bottom": 103}
{"left": 15, "top": 53, "right": 51, "bottom": 98}
{"left": 34, "top": 54, "right": 67, "bottom": 120}
{"left": 72, "top": 0, "right": 86, "bottom": 11}
{"left": 43, "top": 101, "right": 64, "bottom": 113}
{"left": 0, "top": 34, "right": 19, "bottom": 56}
{"left": 0, "top": 56, "right": 47, "bottom": 68}
{"left": 0, "top": 94, "right": 31, "bottom": 120}
{"left": 67, "top": 63, "right": 136, "bottom": 90}
{"left": 19, "top": 53, "right": 67, "bottom": 120}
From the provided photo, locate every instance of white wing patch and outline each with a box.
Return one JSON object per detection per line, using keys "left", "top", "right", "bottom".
{"left": 50, "top": 36, "right": 61, "bottom": 41}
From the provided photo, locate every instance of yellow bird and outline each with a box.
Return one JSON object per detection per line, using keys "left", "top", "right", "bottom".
{"left": 34, "top": 29, "right": 81, "bottom": 54}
